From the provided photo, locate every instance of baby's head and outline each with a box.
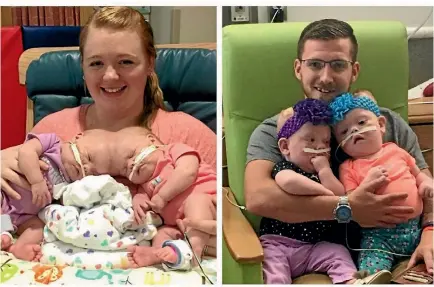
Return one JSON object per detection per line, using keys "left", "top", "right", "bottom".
{"left": 116, "top": 127, "right": 164, "bottom": 183}
{"left": 329, "top": 92, "right": 386, "bottom": 159}
{"left": 277, "top": 98, "right": 332, "bottom": 173}
{"left": 60, "top": 129, "right": 116, "bottom": 181}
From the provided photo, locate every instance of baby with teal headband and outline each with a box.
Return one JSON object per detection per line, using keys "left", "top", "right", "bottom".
{"left": 329, "top": 91, "right": 433, "bottom": 275}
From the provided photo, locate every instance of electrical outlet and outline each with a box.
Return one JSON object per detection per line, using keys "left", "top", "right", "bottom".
{"left": 231, "top": 6, "right": 250, "bottom": 22}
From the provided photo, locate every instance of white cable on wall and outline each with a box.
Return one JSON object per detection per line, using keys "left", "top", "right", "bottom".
{"left": 407, "top": 8, "right": 433, "bottom": 40}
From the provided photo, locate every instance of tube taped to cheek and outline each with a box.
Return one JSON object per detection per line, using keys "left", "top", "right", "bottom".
{"left": 69, "top": 142, "right": 85, "bottom": 177}
{"left": 128, "top": 145, "right": 158, "bottom": 181}
{"left": 340, "top": 125, "right": 377, "bottom": 147}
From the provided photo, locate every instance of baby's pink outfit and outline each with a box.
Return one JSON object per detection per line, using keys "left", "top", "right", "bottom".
{"left": 340, "top": 142, "right": 422, "bottom": 219}
{"left": 138, "top": 143, "right": 216, "bottom": 226}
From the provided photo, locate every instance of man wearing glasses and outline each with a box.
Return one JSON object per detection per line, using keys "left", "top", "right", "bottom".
{"left": 244, "top": 19, "right": 433, "bottom": 282}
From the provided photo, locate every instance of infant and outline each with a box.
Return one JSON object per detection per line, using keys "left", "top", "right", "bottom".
{"left": 65, "top": 127, "right": 216, "bottom": 269}
{"left": 329, "top": 91, "right": 433, "bottom": 274}
{"left": 0, "top": 132, "right": 112, "bottom": 261}
{"left": 259, "top": 98, "right": 391, "bottom": 284}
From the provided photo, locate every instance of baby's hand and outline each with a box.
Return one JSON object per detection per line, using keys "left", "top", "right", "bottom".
{"left": 146, "top": 194, "right": 167, "bottom": 214}
{"left": 311, "top": 155, "right": 330, "bottom": 172}
{"left": 31, "top": 180, "right": 52, "bottom": 208}
{"left": 418, "top": 179, "right": 433, "bottom": 198}
{"left": 132, "top": 194, "right": 150, "bottom": 224}
{"left": 362, "top": 166, "right": 389, "bottom": 186}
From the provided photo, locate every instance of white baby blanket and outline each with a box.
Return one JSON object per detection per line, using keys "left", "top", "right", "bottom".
{"left": 38, "top": 175, "right": 162, "bottom": 251}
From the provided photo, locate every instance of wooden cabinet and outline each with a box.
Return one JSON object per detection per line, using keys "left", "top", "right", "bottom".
{"left": 408, "top": 98, "right": 433, "bottom": 175}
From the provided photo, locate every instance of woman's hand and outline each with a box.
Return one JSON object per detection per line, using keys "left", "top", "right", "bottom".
{"left": 176, "top": 195, "right": 217, "bottom": 257}
{"left": 1, "top": 145, "right": 49, "bottom": 200}
{"left": 408, "top": 229, "right": 433, "bottom": 274}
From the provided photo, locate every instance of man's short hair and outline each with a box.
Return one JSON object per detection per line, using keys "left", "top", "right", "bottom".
{"left": 297, "top": 19, "right": 358, "bottom": 62}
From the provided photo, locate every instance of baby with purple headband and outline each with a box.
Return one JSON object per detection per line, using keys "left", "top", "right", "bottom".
{"left": 329, "top": 91, "right": 433, "bottom": 275}
{"left": 259, "top": 98, "right": 375, "bottom": 284}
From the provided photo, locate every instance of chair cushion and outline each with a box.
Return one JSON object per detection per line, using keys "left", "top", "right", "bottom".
{"left": 22, "top": 26, "right": 81, "bottom": 50}
{"left": 222, "top": 21, "right": 409, "bottom": 229}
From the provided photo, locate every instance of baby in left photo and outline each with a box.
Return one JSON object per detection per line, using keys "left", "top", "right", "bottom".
{"left": 0, "top": 6, "right": 217, "bottom": 285}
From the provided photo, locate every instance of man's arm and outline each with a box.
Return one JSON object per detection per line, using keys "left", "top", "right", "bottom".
{"left": 245, "top": 159, "right": 414, "bottom": 226}
{"left": 245, "top": 159, "right": 338, "bottom": 222}
{"left": 421, "top": 169, "right": 433, "bottom": 224}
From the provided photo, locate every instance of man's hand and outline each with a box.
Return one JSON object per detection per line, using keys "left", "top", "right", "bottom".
{"left": 361, "top": 166, "right": 388, "bottom": 187}
{"left": 408, "top": 230, "right": 433, "bottom": 274}
{"left": 349, "top": 176, "right": 414, "bottom": 228}
{"left": 31, "top": 180, "right": 51, "bottom": 208}
{"left": 418, "top": 179, "right": 433, "bottom": 198}
{"left": 311, "top": 155, "right": 330, "bottom": 173}
{"left": 132, "top": 194, "right": 150, "bottom": 224}
{"left": 146, "top": 194, "right": 167, "bottom": 214}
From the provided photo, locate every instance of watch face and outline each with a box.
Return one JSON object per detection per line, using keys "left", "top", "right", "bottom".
{"left": 336, "top": 206, "right": 351, "bottom": 221}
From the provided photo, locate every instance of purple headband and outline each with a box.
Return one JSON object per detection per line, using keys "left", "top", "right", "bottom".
{"left": 278, "top": 98, "right": 332, "bottom": 139}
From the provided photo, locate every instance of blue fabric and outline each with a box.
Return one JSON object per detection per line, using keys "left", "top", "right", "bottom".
{"left": 358, "top": 217, "right": 421, "bottom": 274}
{"left": 329, "top": 93, "right": 381, "bottom": 125}
{"left": 22, "top": 26, "right": 81, "bottom": 50}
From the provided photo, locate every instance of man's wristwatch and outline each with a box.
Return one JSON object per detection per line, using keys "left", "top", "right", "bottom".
{"left": 334, "top": 196, "right": 352, "bottom": 223}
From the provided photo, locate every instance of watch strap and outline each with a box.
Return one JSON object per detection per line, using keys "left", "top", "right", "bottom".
{"left": 422, "top": 220, "right": 433, "bottom": 231}
{"left": 339, "top": 195, "right": 349, "bottom": 205}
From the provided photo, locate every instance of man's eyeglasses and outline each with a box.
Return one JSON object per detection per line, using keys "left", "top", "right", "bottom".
{"left": 300, "top": 59, "right": 354, "bottom": 72}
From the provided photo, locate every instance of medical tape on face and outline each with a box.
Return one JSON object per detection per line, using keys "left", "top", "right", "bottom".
{"left": 69, "top": 142, "right": 86, "bottom": 178}
{"left": 303, "top": 147, "right": 331, "bottom": 154}
{"left": 339, "top": 125, "right": 377, "bottom": 147}
{"left": 128, "top": 145, "right": 158, "bottom": 181}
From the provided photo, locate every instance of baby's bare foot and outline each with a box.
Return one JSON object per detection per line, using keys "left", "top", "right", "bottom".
{"left": 9, "top": 244, "right": 42, "bottom": 261}
{"left": 1, "top": 234, "right": 12, "bottom": 250}
{"left": 127, "top": 245, "right": 162, "bottom": 268}
{"left": 154, "top": 246, "right": 177, "bottom": 263}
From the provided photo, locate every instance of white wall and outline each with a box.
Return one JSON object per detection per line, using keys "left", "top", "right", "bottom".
{"left": 150, "top": 6, "right": 216, "bottom": 44}
{"left": 177, "top": 6, "right": 216, "bottom": 43}
{"left": 285, "top": 6, "right": 433, "bottom": 38}
{"left": 150, "top": 7, "right": 173, "bottom": 44}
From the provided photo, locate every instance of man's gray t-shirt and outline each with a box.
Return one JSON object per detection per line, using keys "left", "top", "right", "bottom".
{"left": 247, "top": 107, "right": 428, "bottom": 171}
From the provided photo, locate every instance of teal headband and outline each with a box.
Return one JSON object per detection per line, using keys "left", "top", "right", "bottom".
{"left": 329, "top": 93, "right": 380, "bottom": 125}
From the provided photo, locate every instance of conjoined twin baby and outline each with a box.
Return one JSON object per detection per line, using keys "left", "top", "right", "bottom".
{"left": 1, "top": 126, "right": 216, "bottom": 270}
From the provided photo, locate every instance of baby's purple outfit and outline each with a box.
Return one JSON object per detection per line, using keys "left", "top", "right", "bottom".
{"left": 1, "top": 133, "right": 68, "bottom": 230}
{"left": 261, "top": 235, "right": 356, "bottom": 284}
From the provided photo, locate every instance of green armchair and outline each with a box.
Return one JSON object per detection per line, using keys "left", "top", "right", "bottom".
{"left": 222, "top": 21, "right": 409, "bottom": 284}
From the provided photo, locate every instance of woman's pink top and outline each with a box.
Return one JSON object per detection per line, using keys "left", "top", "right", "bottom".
{"left": 31, "top": 104, "right": 216, "bottom": 169}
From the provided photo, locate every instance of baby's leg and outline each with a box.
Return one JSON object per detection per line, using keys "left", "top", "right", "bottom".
{"left": 260, "top": 235, "right": 295, "bottom": 284}
{"left": 9, "top": 216, "right": 44, "bottom": 261}
{"left": 182, "top": 193, "right": 215, "bottom": 265}
{"left": 306, "top": 241, "right": 357, "bottom": 284}
{"left": 127, "top": 226, "right": 181, "bottom": 268}
{"left": 358, "top": 234, "right": 394, "bottom": 275}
